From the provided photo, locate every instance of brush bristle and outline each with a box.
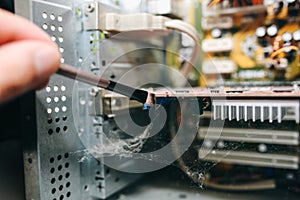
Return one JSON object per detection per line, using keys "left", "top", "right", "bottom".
{"left": 144, "top": 93, "right": 155, "bottom": 109}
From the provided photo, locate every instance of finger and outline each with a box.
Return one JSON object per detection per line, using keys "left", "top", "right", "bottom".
{"left": 0, "top": 9, "right": 52, "bottom": 44}
{"left": 35, "top": 78, "right": 50, "bottom": 90}
{"left": 0, "top": 40, "right": 61, "bottom": 104}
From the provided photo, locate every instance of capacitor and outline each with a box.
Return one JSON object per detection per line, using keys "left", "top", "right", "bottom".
{"left": 282, "top": 32, "right": 293, "bottom": 42}
{"left": 267, "top": 24, "right": 278, "bottom": 37}
{"left": 211, "top": 28, "right": 222, "bottom": 38}
{"left": 293, "top": 30, "right": 300, "bottom": 41}
{"left": 256, "top": 26, "right": 266, "bottom": 38}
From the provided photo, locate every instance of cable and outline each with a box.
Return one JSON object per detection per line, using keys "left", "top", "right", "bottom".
{"left": 270, "top": 45, "right": 299, "bottom": 59}
{"left": 164, "top": 19, "right": 200, "bottom": 78}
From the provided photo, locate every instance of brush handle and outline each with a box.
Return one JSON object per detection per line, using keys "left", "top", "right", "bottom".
{"left": 57, "top": 64, "right": 149, "bottom": 104}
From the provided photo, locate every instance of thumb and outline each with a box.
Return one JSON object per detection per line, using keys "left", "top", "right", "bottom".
{"left": 0, "top": 40, "right": 61, "bottom": 104}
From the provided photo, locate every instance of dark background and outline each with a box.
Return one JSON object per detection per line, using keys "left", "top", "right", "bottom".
{"left": 0, "top": 1, "right": 26, "bottom": 199}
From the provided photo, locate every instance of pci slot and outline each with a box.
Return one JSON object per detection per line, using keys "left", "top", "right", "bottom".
{"left": 198, "top": 127, "right": 299, "bottom": 145}
{"left": 199, "top": 150, "right": 299, "bottom": 169}
{"left": 212, "top": 100, "right": 300, "bottom": 123}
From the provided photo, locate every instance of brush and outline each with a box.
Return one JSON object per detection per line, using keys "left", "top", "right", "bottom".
{"left": 57, "top": 64, "right": 155, "bottom": 107}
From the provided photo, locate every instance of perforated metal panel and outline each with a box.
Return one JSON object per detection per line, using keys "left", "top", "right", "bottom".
{"left": 16, "top": 0, "right": 142, "bottom": 199}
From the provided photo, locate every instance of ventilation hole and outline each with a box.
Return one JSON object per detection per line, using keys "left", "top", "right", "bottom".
{"left": 48, "top": 118, "right": 53, "bottom": 124}
{"left": 58, "top": 165, "right": 63, "bottom": 171}
{"left": 110, "top": 74, "right": 115, "bottom": 79}
{"left": 58, "top": 37, "right": 64, "bottom": 43}
{"left": 62, "top": 106, "right": 67, "bottom": 112}
{"left": 50, "top": 14, "right": 55, "bottom": 20}
{"left": 66, "top": 182, "right": 71, "bottom": 188}
{"left": 50, "top": 168, "right": 55, "bottom": 174}
{"left": 59, "top": 47, "right": 64, "bottom": 53}
{"left": 57, "top": 155, "right": 62, "bottom": 160}
{"left": 64, "top": 153, "right": 69, "bottom": 158}
{"left": 61, "top": 96, "right": 67, "bottom": 102}
{"left": 61, "top": 58, "right": 65, "bottom": 63}
{"left": 65, "top": 162, "right": 70, "bottom": 168}
{"left": 51, "top": 188, "right": 56, "bottom": 194}
{"left": 51, "top": 36, "right": 56, "bottom": 42}
{"left": 84, "top": 185, "right": 89, "bottom": 191}
{"left": 65, "top": 172, "right": 70, "bottom": 179}
{"left": 54, "top": 96, "right": 59, "bottom": 103}
{"left": 46, "top": 86, "right": 51, "bottom": 93}
{"left": 53, "top": 86, "right": 59, "bottom": 92}
{"left": 54, "top": 107, "right": 60, "bottom": 113}
{"left": 51, "top": 178, "right": 56, "bottom": 184}
{"left": 50, "top": 25, "right": 56, "bottom": 31}
{"left": 56, "top": 127, "right": 60, "bottom": 133}
{"left": 42, "top": 23, "right": 48, "bottom": 30}
{"left": 58, "top": 175, "right": 63, "bottom": 181}
{"left": 179, "top": 194, "right": 187, "bottom": 199}
{"left": 80, "top": 98, "right": 86, "bottom": 105}
{"left": 58, "top": 26, "right": 63, "bottom": 32}
{"left": 61, "top": 85, "right": 66, "bottom": 92}
{"left": 53, "top": 198, "right": 57, "bottom": 200}
{"left": 59, "top": 195, "right": 64, "bottom": 200}
{"left": 57, "top": 15, "right": 63, "bottom": 22}
{"left": 59, "top": 185, "right": 63, "bottom": 191}
{"left": 55, "top": 117, "right": 60, "bottom": 123}
{"left": 28, "top": 158, "right": 33, "bottom": 164}
{"left": 102, "top": 60, "right": 106, "bottom": 66}
{"left": 42, "top": 12, "right": 47, "bottom": 19}
{"left": 115, "top": 177, "right": 120, "bottom": 182}
{"left": 50, "top": 157, "right": 55, "bottom": 163}
{"left": 97, "top": 182, "right": 103, "bottom": 189}
{"left": 46, "top": 97, "right": 52, "bottom": 103}
{"left": 47, "top": 108, "right": 52, "bottom": 114}
{"left": 96, "top": 171, "right": 100, "bottom": 175}
{"left": 66, "top": 192, "right": 71, "bottom": 197}
{"left": 62, "top": 116, "right": 67, "bottom": 121}
{"left": 48, "top": 129, "right": 54, "bottom": 135}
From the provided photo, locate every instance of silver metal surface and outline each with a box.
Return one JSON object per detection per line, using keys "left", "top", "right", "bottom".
{"left": 198, "top": 127, "right": 299, "bottom": 145}
{"left": 15, "top": 0, "right": 165, "bottom": 199}
{"left": 199, "top": 150, "right": 299, "bottom": 169}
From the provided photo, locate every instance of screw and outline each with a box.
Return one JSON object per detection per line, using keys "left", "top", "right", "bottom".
{"left": 89, "top": 87, "right": 99, "bottom": 97}
{"left": 86, "top": 3, "right": 95, "bottom": 13}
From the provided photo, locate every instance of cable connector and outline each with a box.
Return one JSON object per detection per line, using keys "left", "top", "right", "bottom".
{"left": 99, "top": 13, "right": 170, "bottom": 32}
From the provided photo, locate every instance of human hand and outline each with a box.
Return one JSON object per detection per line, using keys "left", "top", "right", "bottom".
{"left": 0, "top": 9, "right": 61, "bottom": 104}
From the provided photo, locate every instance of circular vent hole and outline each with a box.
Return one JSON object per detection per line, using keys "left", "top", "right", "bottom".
{"left": 42, "top": 12, "right": 47, "bottom": 19}
{"left": 50, "top": 14, "right": 55, "bottom": 20}
{"left": 66, "top": 182, "right": 71, "bottom": 188}
{"left": 55, "top": 117, "right": 60, "bottom": 123}
{"left": 48, "top": 118, "right": 53, "bottom": 124}
{"left": 56, "top": 127, "right": 61, "bottom": 133}
{"left": 66, "top": 192, "right": 71, "bottom": 197}
{"left": 51, "top": 188, "right": 56, "bottom": 194}
{"left": 48, "top": 129, "right": 54, "bottom": 135}
{"left": 57, "top": 15, "right": 63, "bottom": 22}
{"left": 42, "top": 23, "right": 48, "bottom": 30}
{"left": 65, "top": 162, "right": 70, "bottom": 168}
